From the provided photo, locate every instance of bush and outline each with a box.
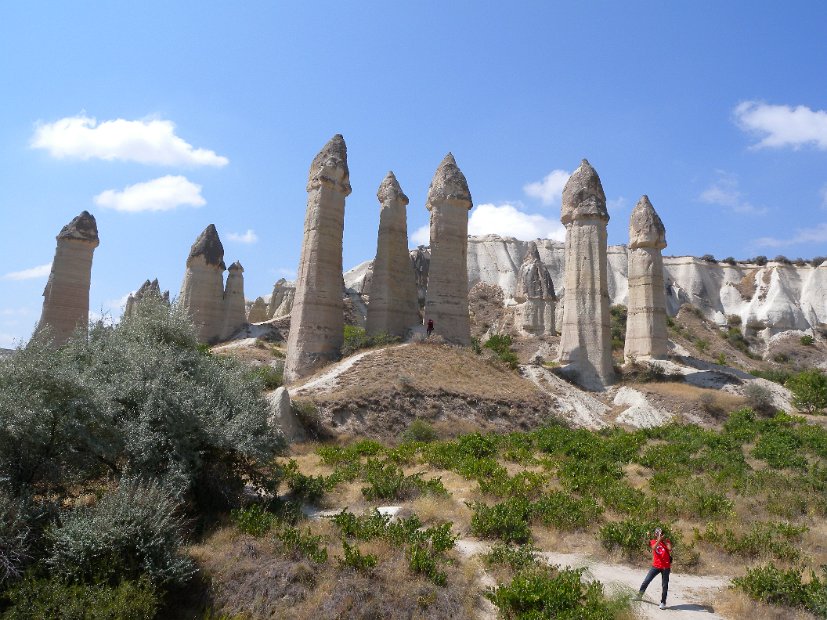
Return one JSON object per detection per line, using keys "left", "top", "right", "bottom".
{"left": 722, "top": 257, "right": 737, "bottom": 266}
{"left": 250, "top": 364, "right": 283, "bottom": 390}
{"left": 800, "top": 334, "right": 815, "bottom": 346}
{"left": 47, "top": 479, "right": 195, "bottom": 587}
{"left": 401, "top": 419, "right": 438, "bottom": 443}
{"left": 360, "top": 459, "right": 446, "bottom": 501}
{"left": 484, "top": 544, "right": 539, "bottom": 572}
{"left": 341, "top": 326, "right": 400, "bottom": 357}
{"left": 786, "top": 370, "right": 827, "bottom": 414}
{"left": 700, "top": 254, "right": 717, "bottom": 263}
{"left": 0, "top": 491, "right": 33, "bottom": 585}
{"left": 230, "top": 503, "right": 279, "bottom": 537}
{"left": 744, "top": 382, "right": 774, "bottom": 415}
{"left": 749, "top": 369, "right": 792, "bottom": 385}
{"left": 695, "top": 338, "right": 709, "bottom": 353}
{"left": 733, "top": 564, "right": 827, "bottom": 616}
{"left": 2, "top": 575, "right": 158, "bottom": 620}
{"left": 275, "top": 526, "right": 328, "bottom": 563}
{"left": 610, "top": 305, "right": 627, "bottom": 350}
{"left": 754, "top": 256, "right": 768, "bottom": 266}
{"left": 599, "top": 519, "right": 673, "bottom": 560}
{"left": 338, "top": 539, "right": 377, "bottom": 572}
{"left": 533, "top": 492, "right": 603, "bottom": 531}
{"left": 470, "top": 498, "right": 533, "bottom": 544}
{"left": 483, "top": 335, "right": 519, "bottom": 369}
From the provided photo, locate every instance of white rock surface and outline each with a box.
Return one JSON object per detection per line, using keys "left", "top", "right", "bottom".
{"left": 246, "top": 296, "right": 269, "bottom": 323}
{"left": 267, "top": 386, "right": 305, "bottom": 442}
{"left": 512, "top": 242, "right": 556, "bottom": 336}
{"left": 521, "top": 365, "right": 610, "bottom": 429}
{"left": 221, "top": 261, "right": 247, "bottom": 340}
{"left": 267, "top": 278, "right": 295, "bottom": 319}
{"left": 613, "top": 386, "right": 673, "bottom": 428}
{"left": 284, "top": 135, "right": 351, "bottom": 383}
{"left": 37, "top": 211, "right": 99, "bottom": 346}
{"left": 423, "top": 153, "right": 473, "bottom": 345}
{"left": 178, "top": 224, "right": 226, "bottom": 343}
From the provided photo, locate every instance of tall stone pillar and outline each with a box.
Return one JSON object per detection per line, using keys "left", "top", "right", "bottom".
{"left": 37, "top": 210, "right": 99, "bottom": 346}
{"left": 514, "top": 242, "right": 557, "bottom": 336}
{"left": 624, "top": 195, "right": 668, "bottom": 361}
{"left": 366, "top": 172, "right": 421, "bottom": 337}
{"left": 284, "top": 134, "right": 351, "bottom": 383}
{"left": 423, "top": 154, "right": 473, "bottom": 345}
{"left": 222, "top": 261, "right": 247, "bottom": 340}
{"left": 557, "top": 159, "right": 614, "bottom": 390}
{"left": 247, "top": 297, "right": 269, "bottom": 323}
{"left": 178, "top": 224, "right": 226, "bottom": 343}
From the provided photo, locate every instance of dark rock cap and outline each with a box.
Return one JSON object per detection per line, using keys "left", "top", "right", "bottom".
{"left": 426, "top": 153, "right": 472, "bottom": 210}
{"left": 377, "top": 171, "right": 409, "bottom": 206}
{"left": 57, "top": 210, "right": 99, "bottom": 246}
{"left": 561, "top": 159, "right": 608, "bottom": 225}
{"left": 187, "top": 224, "right": 225, "bottom": 269}
{"left": 307, "top": 134, "right": 351, "bottom": 195}
{"left": 629, "top": 195, "right": 666, "bottom": 250}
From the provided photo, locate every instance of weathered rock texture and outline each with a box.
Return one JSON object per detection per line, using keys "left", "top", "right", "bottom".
{"left": 178, "top": 224, "right": 226, "bottom": 343}
{"left": 423, "top": 154, "right": 473, "bottom": 345}
{"left": 124, "top": 278, "right": 169, "bottom": 318}
{"left": 284, "top": 135, "right": 352, "bottom": 383}
{"left": 267, "top": 279, "right": 295, "bottom": 319}
{"left": 37, "top": 211, "right": 100, "bottom": 346}
{"left": 267, "top": 387, "right": 305, "bottom": 442}
{"left": 222, "top": 261, "right": 247, "bottom": 340}
{"left": 365, "top": 172, "right": 420, "bottom": 337}
{"left": 625, "top": 196, "right": 668, "bottom": 360}
{"left": 247, "top": 297, "right": 269, "bottom": 323}
{"left": 513, "top": 242, "right": 557, "bottom": 336}
{"left": 557, "top": 160, "right": 614, "bottom": 390}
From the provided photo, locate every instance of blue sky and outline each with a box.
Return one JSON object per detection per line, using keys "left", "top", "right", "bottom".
{"left": 1, "top": 2, "right": 826, "bottom": 347}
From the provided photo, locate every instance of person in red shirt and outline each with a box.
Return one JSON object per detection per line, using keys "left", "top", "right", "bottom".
{"left": 638, "top": 527, "right": 672, "bottom": 610}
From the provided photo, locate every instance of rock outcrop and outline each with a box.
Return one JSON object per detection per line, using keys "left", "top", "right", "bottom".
{"left": 423, "top": 154, "right": 473, "bottom": 345}
{"left": 365, "top": 172, "right": 420, "bottom": 337}
{"left": 267, "top": 386, "right": 305, "bottom": 442}
{"left": 512, "top": 242, "right": 556, "bottom": 336}
{"left": 625, "top": 196, "right": 668, "bottom": 360}
{"left": 284, "top": 135, "right": 352, "bottom": 383}
{"left": 124, "top": 278, "right": 169, "bottom": 318}
{"left": 178, "top": 224, "right": 226, "bottom": 343}
{"left": 37, "top": 211, "right": 99, "bottom": 346}
{"left": 247, "top": 297, "right": 269, "bottom": 323}
{"left": 557, "top": 160, "right": 614, "bottom": 390}
{"left": 268, "top": 279, "right": 295, "bottom": 319}
{"left": 222, "top": 261, "right": 247, "bottom": 340}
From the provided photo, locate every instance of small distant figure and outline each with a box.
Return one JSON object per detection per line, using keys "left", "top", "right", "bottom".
{"left": 638, "top": 527, "right": 672, "bottom": 610}
{"left": 426, "top": 319, "right": 434, "bottom": 337}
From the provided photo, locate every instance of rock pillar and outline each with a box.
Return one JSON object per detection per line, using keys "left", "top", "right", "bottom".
{"left": 178, "top": 224, "right": 226, "bottom": 343}
{"left": 366, "top": 172, "right": 420, "bottom": 337}
{"left": 247, "top": 297, "right": 269, "bottom": 323}
{"left": 514, "top": 242, "right": 557, "bottom": 336}
{"left": 124, "top": 278, "right": 169, "bottom": 318}
{"left": 222, "top": 261, "right": 247, "bottom": 340}
{"left": 625, "top": 195, "right": 668, "bottom": 361}
{"left": 557, "top": 159, "right": 614, "bottom": 389}
{"left": 423, "top": 154, "right": 473, "bottom": 345}
{"left": 37, "top": 210, "right": 99, "bottom": 346}
{"left": 268, "top": 278, "right": 295, "bottom": 319}
{"left": 284, "top": 135, "right": 351, "bottom": 383}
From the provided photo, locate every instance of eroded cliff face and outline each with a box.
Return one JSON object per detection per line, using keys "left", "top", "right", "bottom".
{"left": 340, "top": 235, "right": 826, "bottom": 337}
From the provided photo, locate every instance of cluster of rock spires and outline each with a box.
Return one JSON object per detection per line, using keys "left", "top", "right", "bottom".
{"left": 124, "top": 279, "right": 169, "bottom": 318}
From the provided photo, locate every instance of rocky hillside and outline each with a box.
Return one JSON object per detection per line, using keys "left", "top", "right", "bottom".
{"left": 341, "top": 234, "right": 827, "bottom": 338}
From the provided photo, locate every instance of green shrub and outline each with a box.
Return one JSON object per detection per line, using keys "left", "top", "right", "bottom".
{"left": 599, "top": 519, "right": 672, "bottom": 560}
{"left": 0, "top": 491, "right": 33, "bottom": 585}
{"left": 484, "top": 544, "right": 539, "bottom": 572}
{"left": 533, "top": 492, "right": 603, "bottom": 531}
{"left": 250, "top": 364, "right": 283, "bottom": 390}
{"left": 744, "top": 382, "right": 774, "bottom": 415}
{"left": 408, "top": 542, "right": 447, "bottom": 586}
{"left": 695, "top": 338, "right": 709, "bottom": 353}
{"left": 230, "top": 503, "right": 279, "bottom": 537}
{"left": 486, "top": 565, "right": 629, "bottom": 619}
{"left": 341, "top": 326, "right": 401, "bottom": 357}
{"left": 469, "top": 498, "right": 533, "bottom": 544}
{"left": 698, "top": 521, "right": 806, "bottom": 561}
{"left": 401, "top": 419, "right": 439, "bottom": 443}
{"left": 283, "top": 460, "right": 327, "bottom": 503}
{"left": 483, "top": 335, "right": 519, "bottom": 369}
{"left": 752, "top": 428, "right": 807, "bottom": 469}
{"left": 800, "top": 334, "right": 815, "bottom": 346}
{"left": 275, "top": 526, "right": 328, "bottom": 564}
{"left": 360, "top": 459, "right": 446, "bottom": 501}
{"left": 786, "top": 370, "right": 827, "bottom": 414}
{"left": 478, "top": 470, "right": 546, "bottom": 500}
{"left": 610, "top": 305, "right": 627, "bottom": 350}
{"left": 338, "top": 539, "right": 377, "bottom": 572}
{"left": 47, "top": 479, "right": 195, "bottom": 587}
{"left": 332, "top": 509, "right": 394, "bottom": 541}
{"left": 2, "top": 575, "right": 158, "bottom": 620}
{"left": 750, "top": 368, "right": 793, "bottom": 385}
{"left": 733, "top": 565, "right": 827, "bottom": 617}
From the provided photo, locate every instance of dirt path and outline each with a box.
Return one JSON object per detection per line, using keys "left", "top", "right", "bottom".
{"left": 291, "top": 344, "right": 409, "bottom": 395}
{"left": 456, "top": 538, "right": 730, "bottom": 619}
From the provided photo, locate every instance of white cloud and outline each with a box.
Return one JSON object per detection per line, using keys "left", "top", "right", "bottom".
{"left": 470, "top": 203, "right": 566, "bottom": 242}
{"left": 753, "top": 223, "right": 827, "bottom": 249}
{"left": 94, "top": 175, "right": 205, "bottom": 212}
{"left": 227, "top": 229, "right": 259, "bottom": 244}
{"left": 607, "top": 197, "right": 628, "bottom": 212}
{"left": 0, "top": 333, "right": 19, "bottom": 349}
{"left": 31, "top": 115, "right": 229, "bottom": 166}
{"left": 699, "top": 171, "right": 768, "bottom": 215}
{"left": 410, "top": 224, "right": 430, "bottom": 246}
{"left": 523, "top": 169, "right": 570, "bottom": 205}
{"left": 734, "top": 101, "right": 827, "bottom": 150}
{"left": 276, "top": 267, "right": 296, "bottom": 280}
{"left": 2, "top": 262, "right": 52, "bottom": 281}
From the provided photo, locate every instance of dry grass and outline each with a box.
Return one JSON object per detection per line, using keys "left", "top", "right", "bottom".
{"left": 718, "top": 588, "right": 817, "bottom": 620}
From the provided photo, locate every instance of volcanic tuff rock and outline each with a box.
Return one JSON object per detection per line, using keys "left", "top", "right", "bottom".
{"left": 365, "top": 172, "right": 420, "bottom": 337}
{"left": 37, "top": 210, "right": 99, "bottom": 346}
{"left": 179, "top": 224, "right": 227, "bottom": 343}
{"left": 284, "top": 135, "right": 351, "bottom": 383}
{"left": 513, "top": 242, "right": 557, "bottom": 336}
{"left": 625, "top": 196, "right": 668, "bottom": 360}
{"left": 268, "top": 279, "right": 295, "bottom": 319}
{"left": 557, "top": 160, "right": 614, "bottom": 390}
{"left": 124, "top": 278, "right": 169, "bottom": 318}
{"left": 222, "top": 261, "right": 247, "bottom": 340}
{"left": 247, "top": 297, "right": 269, "bottom": 323}
{"left": 423, "top": 153, "right": 473, "bottom": 345}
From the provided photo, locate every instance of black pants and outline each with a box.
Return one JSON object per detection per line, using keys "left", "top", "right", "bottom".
{"left": 639, "top": 567, "right": 670, "bottom": 604}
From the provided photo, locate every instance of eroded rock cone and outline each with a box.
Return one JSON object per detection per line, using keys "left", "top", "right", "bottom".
{"left": 625, "top": 195, "right": 668, "bottom": 361}
{"left": 284, "top": 135, "right": 351, "bottom": 383}
{"left": 365, "top": 172, "right": 420, "bottom": 337}
{"left": 222, "top": 261, "right": 247, "bottom": 340}
{"left": 514, "top": 242, "right": 557, "bottom": 335}
{"left": 178, "top": 224, "right": 226, "bottom": 343}
{"left": 557, "top": 159, "right": 614, "bottom": 389}
{"left": 124, "top": 278, "right": 169, "bottom": 318}
{"left": 37, "top": 210, "right": 100, "bottom": 346}
{"left": 423, "top": 153, "right": 473, "bottom": 345}
{"left": 248, "top": 297, "right": 269, "bottom": 323}
{"left": 268, "top": 278, "right": 295, "bottom": 319}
